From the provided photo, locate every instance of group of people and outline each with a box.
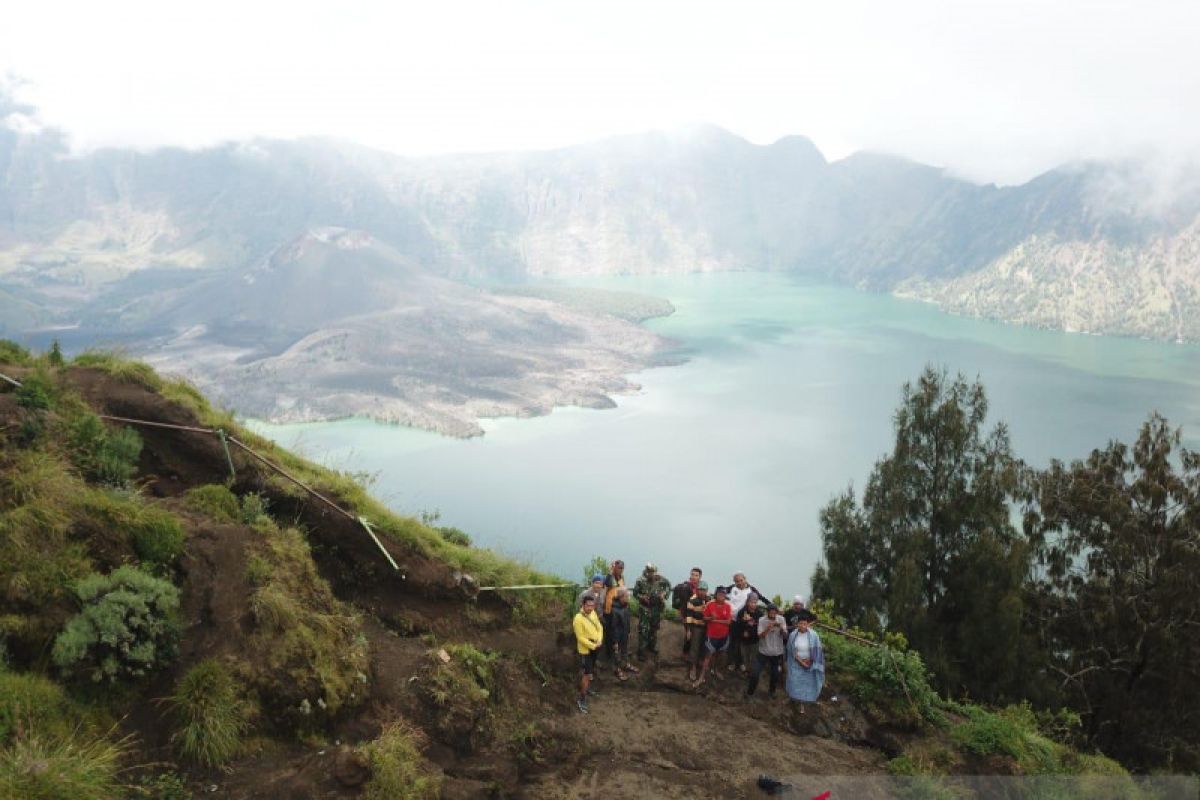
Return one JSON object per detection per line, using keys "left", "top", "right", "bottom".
{"left": 571, "top": 561, "right": 825, "bottom": 716}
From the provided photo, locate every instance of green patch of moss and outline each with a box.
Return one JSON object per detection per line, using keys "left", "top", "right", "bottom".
{"left": 184, "top": 484, "right": 240, "bottom": 523}
{"left": 244, "top": 527, "right": 368, "bottom": 728}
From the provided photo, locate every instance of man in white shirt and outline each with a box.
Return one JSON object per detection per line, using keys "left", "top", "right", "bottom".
{"left": 725, "top": 572, "right": 761, "bottom": 672}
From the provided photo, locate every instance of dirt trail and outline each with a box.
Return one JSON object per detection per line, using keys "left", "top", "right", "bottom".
{"left": 521, "top": 622, "right": 886, "bottom": 799}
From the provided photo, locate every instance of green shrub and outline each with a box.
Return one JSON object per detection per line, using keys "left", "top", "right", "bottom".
{"left": 359, "top": 721, "right": 441, "bottom": 800}
{"left": 238, "top": 492, "right": 270, "bottom": 525}
{"left": 52, "top": 566, "right": 180, "bottom": 684}
{"left": 184, "top": 485, "right": 240, "bottom": 523}
{"left": 66, "top": 414, "right": 142, "bottom": 485}
{"left": 0, "top": 671, "right": 74, "bottom": 744}
{"left": 169, "top": 659, "right": 248, "bottom": 767}
{"left": 951, "top": 704, "right": 1060, "bottom": 775}
{"left": 0, "top": 726, "right": 129, "bottom": 800}
{"left": 0, "top": 339, "right": 33, "bottom": 366}
{"left": 437, "top": 526, "right": 471, "bottom": 547}
{"left": 820, "top": 630, "right": 941, "bottom": 728}
{"left": 128, "top": 507, "right": 184, "bottom": 568}
{"left": 15, "top": 372, "right": 55, "bottom": 411}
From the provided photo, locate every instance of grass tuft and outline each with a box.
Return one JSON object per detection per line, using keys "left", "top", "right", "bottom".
{"left": 0, "top": 670, "right": 75, "bottom": 744}
{"left": 358, "top": 720, "right": 441, "bottom": 800}
{"left": 168, "top": 659, "right": 248, "bottom": 767}
{"left": 0, "top": 725, "right": 130, "bottom": 800}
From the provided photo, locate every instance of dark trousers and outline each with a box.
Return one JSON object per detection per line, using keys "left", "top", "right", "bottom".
{"left": 748, "top": 653, "right": 784, "bottom": 695}
{"left": 602, "top": 613, "right": 615, "bottom": 660}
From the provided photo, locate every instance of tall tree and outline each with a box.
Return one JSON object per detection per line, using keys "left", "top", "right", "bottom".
{"left": 812, "top": 366, "right": 1028, "bottom": 699}
{"left": 1025, "top": 414, "right": 1200, "bottom": 770}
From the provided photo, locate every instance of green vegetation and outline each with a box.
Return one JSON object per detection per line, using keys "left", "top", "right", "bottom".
{"left": 358, "top": 721, "right": 441, "bottom": 800}
{"left": 66, "top": 413, "right": 143, "bottom": 485}
{"left": 810, "top": 600, "right": 941, "bottom": 729}
{"left": 71, "top": 350, "right": 163, "bottom": 389}
{"left": 52, "top": 566, "right": 180, "bottom": 684}
{"left": 0, "top": 670, "right": 74, "bottom": 744}
{"left": 169, "top": 659, "right": 249, "bottom": 767}
{"left": 812, "top": 367, "right": 1026, "bottom": 702}
{"left": 428, "top": 643, "right": 498, "bottom": 707}
{"left": 78, "top": 489, "right": 184, "bottom": 569}
{"left": 0, "top": 726, "right": 130, "bottom": 800}
{"left": 1025, "top": 413, "right": 1200, "bottom": 771}
{"left": 815, "top": 365, "right": 1200, "bottom": 771}
{"left": 0, "top": 451, "right": 94, "bottom": 657}
{"left": 245, "top": 525, "right": 368, "bottom": 725}
{"left": 184, "top": 484, "right": 240, "bottom": 522}
{"left": 0, "top": 338, "right": 34, "bottom": 366}
{"left": 15, "top": 370, "right": 57, "bottom": 411}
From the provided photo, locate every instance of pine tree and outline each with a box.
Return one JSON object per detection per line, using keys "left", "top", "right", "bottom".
{"left": 812, "top": 366, "right": 1028, "bottom": 699}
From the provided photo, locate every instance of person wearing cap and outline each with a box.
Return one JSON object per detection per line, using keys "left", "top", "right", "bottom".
{"left": 683, "top": 581, "right": 709, "bottom": 681}
{"left": 578, "top": 575, "right": 605, "bottom": 612}
{"left": 601, "top": 560, "right": 626, "bottom": 663}
{"left": 693, "top": 585, "right": 734, "bottom": 688}
{"left": 747, "top": 603, "right": 789, "bottom": 698}
{"left": 633, "top": 562, "right": 671, "bottom": 660}
{"left": 573, "top": 594, "right": 604, "bottom": 714}
{"left": 785, "top": 595, "right": 817, "bottom": 630}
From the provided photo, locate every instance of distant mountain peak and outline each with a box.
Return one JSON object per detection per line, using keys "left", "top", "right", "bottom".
{"left": 269, "top": 227, "right": 374, "bottom": 269}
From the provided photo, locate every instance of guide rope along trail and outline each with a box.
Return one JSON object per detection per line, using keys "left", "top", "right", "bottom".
{"left": 93, "top": 413, "right": 581, "bottom": 596}
{"left": 96, "top": 414, "right": 400, "bottom": 573}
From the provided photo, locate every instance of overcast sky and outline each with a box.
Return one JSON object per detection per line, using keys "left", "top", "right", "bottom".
{"left": 3, "top": 0, "right": 1198, "bottom": 185}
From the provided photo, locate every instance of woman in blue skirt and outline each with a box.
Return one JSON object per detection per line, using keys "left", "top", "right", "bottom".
{"left": 785, "top": 616, "right": 825, "bottom": 713}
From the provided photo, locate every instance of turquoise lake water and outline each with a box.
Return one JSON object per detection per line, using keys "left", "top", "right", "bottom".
{"left": 249, "top": 273, "right": 1200, "bottom": 598}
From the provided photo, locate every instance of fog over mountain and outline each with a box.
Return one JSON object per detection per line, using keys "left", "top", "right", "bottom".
{"left": 2, "top": 98, "right": 1199, "bottom": 428}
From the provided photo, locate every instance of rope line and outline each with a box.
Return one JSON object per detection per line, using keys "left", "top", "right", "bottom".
{"left": 96, "top": 414, "right": 399, "bottom": 571}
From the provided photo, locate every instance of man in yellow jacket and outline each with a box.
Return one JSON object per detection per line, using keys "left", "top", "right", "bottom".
{"left": 573, "top": 594, "right": 604, "bottom": 714}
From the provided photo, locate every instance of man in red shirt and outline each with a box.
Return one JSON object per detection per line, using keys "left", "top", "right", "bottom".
{"left": 693, "top": 585, "right": 733, "bottom": 688}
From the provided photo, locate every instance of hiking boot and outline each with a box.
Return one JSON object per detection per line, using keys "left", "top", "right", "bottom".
{"left": 577, "top": 698, "right": 589, "bottom": 714}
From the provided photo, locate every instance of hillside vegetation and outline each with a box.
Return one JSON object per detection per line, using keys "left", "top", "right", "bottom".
{"left": 0, "top": 344, "right": 1187, "bottom": 798}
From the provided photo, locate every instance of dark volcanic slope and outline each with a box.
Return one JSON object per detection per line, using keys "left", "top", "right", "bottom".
{"left": 134, "top": 228, "right": 671, "bottom": 435}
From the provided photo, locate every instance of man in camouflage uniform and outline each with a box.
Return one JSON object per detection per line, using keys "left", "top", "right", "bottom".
{"left": 634, "top": 562, "right": 672, "bottom": 660}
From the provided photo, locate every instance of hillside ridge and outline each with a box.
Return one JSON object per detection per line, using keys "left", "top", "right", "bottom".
{"left": 0, "top": 347, "right": 1174, "bottom": 799}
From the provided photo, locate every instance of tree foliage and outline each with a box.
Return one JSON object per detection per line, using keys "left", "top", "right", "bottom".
{"left": 812, "top": 366, "right": 1028, "bottom": 700}
{"left": 1024, "top": 414, "right": 1200, "bottom": 771}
